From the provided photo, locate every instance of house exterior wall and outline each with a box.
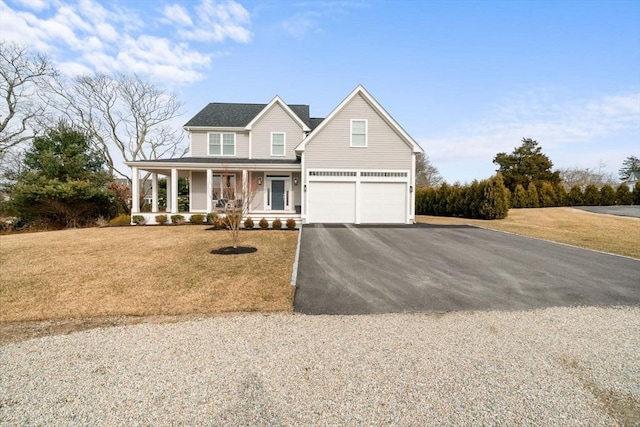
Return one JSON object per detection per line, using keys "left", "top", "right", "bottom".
{"left": 251, "top": 103, "right": 305, "bottom": 160}
{"left": 190, "top": 171, "right": 207, "bottom": 211}
{"left": 190, "top": 131, "right": 250, "bottom": 158}
{"left": 303, "top": 93, "right": 412, "bottom": 170}
{"left": 250, "top": 172, "right": 264, "bottom": 211}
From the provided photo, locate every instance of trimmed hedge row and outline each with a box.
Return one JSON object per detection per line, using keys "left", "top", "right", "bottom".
{"left": 417, "top": 179, "right": 640, "bottom": 219}
{"left": 415, "top": 175, "right": 510, "bottom": 219}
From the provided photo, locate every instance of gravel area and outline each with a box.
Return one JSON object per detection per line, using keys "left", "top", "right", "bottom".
{"left": 1, "top": 307, "right": 639, "bottom": 425}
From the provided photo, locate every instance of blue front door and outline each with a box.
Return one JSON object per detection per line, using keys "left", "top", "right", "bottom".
{"left": 272, "top": 180, "right": 285, "bottom": 210}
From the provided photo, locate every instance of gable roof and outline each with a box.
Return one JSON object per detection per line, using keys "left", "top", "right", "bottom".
{"left": 184, "top": 100, "right": 311, "bottom": 129}
{"left": 245, "top": 96, "right": 311, "bottom": 132}
{"left": 294, "top": 85, "right": 423, "bottom": 154}
{"left": 626, "top": 171, "right": 640, "bottom": 182}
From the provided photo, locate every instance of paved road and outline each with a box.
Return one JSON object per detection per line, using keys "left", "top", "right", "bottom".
{"left": 294, "top": 225, "right": 640, "bottom": 314}
{"left": 575, "top": 205, "right": 640, "bottom": 218}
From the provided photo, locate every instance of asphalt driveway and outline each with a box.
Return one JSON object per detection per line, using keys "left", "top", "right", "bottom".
{"left": 575, "top": 205, "right": 640, "bottom": 218}
{"left": 293, "top": 225, "right": 640, "bottom": 314}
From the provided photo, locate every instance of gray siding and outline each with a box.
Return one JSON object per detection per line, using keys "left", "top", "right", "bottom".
{"left": 303, "top": 93, "right": 412, "bottom": 170}
{"left": 251, "top": 103, "right": 305, "bottom": 160}
{"left": 250, "top": 172, "right": 264, "bottom": 211}
{"left": 191, "top": 171, "right": 207, "bottom": 211}
{"left": 293, "top": 172, "right": 301, "bottom": 208}
{"left": 190, "top": 131, "right": 250, "bottom": 158}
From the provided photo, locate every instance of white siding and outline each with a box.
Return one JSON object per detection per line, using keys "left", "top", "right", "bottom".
{"left": 190, "top": 131, "right": 249, "bottom": 158}
{"left": 251, "top": 103, "right": 305, "bottom": 160}
{"left": 304, "top": 93, "right": 412, "bottom": 169}
{"left": 191, "top": 171, "right": 207, "bottom": 211}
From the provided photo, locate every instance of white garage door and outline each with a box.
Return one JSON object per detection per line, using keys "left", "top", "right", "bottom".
{"left": 360, "top": 182, "right": 407, "bottom": 223}
{"left": 308, "top": 182, "right": 356, "bottom": 223}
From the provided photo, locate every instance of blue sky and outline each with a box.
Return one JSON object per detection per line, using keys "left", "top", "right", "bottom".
{"left": 2, "top": 0, "right": 639, "bottom": 183}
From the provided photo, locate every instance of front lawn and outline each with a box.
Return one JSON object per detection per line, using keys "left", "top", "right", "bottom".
{"left": 0, "top": 226, "right": 297, "bottom": 325}
{"left": 417, "top": 207, "right": 639, "bottom": 258}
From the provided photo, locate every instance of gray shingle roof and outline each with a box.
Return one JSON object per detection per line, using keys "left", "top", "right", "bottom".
{"left": 184, "top": 103, "right": 312, "bottom": 128}
{"left": 309, "top": 117, "right": 324, "bottom": 130}
{"left": 131, "top": 157, "right": 301, "bottom": 165}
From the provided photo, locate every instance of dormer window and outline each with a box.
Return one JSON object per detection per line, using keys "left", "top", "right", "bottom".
{"left": 271, "top": 132, "right": 286, "bottom": 156}
{"left": 350, "top": 119, "right": 367, "bottom": 147}
{"left": 208, "top": 133, "right": 235, "bottom": 156}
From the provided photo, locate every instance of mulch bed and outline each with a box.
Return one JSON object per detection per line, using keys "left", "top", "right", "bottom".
{"left": 210, "top": 246, "right": 257, "bottom": 255}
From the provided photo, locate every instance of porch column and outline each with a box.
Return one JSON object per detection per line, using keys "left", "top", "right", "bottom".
{"left": 131, "top": 166, "right": 140, "bottom": 214}
{"left": 242, "top": 169, "right": 248, "bottom": 209}
{"left": 151, "top": 172, "right": 158, "bottom": 213}
{"left": 206, "top": 169, "right": 213, "bottom": 213}
{"left": 170, "top": 168, "right": 178, "bottom": 214}
{"left": 166, "top": 176, "right": 171, "bottom": 213}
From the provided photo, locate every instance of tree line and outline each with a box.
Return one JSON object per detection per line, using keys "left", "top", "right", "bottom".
{"left": 1, "top": 41, "right": 185, "bottom": 229}
{"left": 416, "top": 139, "right": 639, "bottom": 219}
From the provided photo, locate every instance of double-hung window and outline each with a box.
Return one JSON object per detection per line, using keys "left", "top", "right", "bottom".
{"left": 208, "top": 133, "right": 236, "bottom": 156}
{"left": 271, "top": 132, "right": 285, "bottom": 156}
{"left": 350, "top": 119, "right": 367, "bottom": 147}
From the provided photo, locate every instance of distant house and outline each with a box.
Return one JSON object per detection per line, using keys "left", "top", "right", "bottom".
{"left": 624, "top": 171, "right": 640, "bottom": 190}
{"left": 126, "top": 85, "right": 423, "bottom": 224}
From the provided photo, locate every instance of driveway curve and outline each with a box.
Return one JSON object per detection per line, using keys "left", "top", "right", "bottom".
{"left": 294, "top": 225, "right": 640, "bottom": 315}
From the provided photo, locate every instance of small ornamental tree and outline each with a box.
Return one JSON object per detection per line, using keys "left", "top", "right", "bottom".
{"left": 599, "top": 184, "right": 616, "bottom": 206}
{"left": 633, "top": 182, "right": 640, "bottom": 205}
{"left": 614, "top": 184, "right": 632, "bottom": 205}
{"left": 583, "top": 184, "right": 600, "bottom": 206}
{"left": 211, "top": 169, "right": 258, "bottom": 249}
{"left": 567, "top": 185, "right": 583, "bottom": 206}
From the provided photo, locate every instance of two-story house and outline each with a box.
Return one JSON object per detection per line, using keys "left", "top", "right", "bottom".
{"left": 127, "top": 85, "right": 423, "bottom": 225}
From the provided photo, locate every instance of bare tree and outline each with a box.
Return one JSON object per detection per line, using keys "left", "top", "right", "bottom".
{"left": 0, "top": 41, "right": 57, "bottom": 158}
{"left": 46, "top": 72, "right": 186, "bottom": 181}
{"left": 559, "top": 162, "right": 617, "bottom": 189}
{"left": 211, "top": 170, "right": 258, "bottom": 250}
{"left": 415, "top": 152, "right": 443, "bottom": 188}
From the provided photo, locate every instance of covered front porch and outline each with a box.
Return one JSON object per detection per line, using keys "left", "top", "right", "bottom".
{"left": 128, "top": 158, "right": 302, "bottom": 225}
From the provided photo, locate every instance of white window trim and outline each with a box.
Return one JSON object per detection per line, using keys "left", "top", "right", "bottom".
{"left": 270, "top": 132, "right": 286, "bottom": 157}
{"left": 350, "top": 119, "right": 368, "bottom": 148}
{"left": 207, "top": 132, "right": 236, "bottom": 156}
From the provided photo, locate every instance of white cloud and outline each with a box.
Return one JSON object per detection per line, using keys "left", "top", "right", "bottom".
{"left": 423, "top": 90, "right": 640, "bottom": 182}
{"left": 180, "top": 0, "right": 252, "bottom": 42}
{"left": 0, "top": 0, "right": 253, "bottom": 85}
{"left": 162, "top": 3, "right": 193, "bottom": 27}
{"left": 278, "top": 1, "right": 367, "bottom": 38}
{"left": 12, "top": 0, "right": 48, "bottom": 11}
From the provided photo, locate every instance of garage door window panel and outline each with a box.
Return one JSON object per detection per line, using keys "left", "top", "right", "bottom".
{"left": 351, "top": 120, "right": 367, "bottom": 147}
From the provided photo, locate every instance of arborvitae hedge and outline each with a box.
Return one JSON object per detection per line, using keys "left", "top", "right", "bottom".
{"left": 415, "top": 175, "right": 509, "bottom": 219}
{"left": 583, "top": 184, "right": 600, "bottom": 206}
{"left": 567, "top": 185, "right": 583, "bottom": 206}
{"left": 415, "top": 179, "right": 635, "bottom": 219}
{"left": 599, "top": 185, "right": 616, "bottom": 206}
{"left": 615, "top": 185, "right": 632, "bottom": 205}
{"left": 511, "top": 184, "right": 527, "bottom": 208}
